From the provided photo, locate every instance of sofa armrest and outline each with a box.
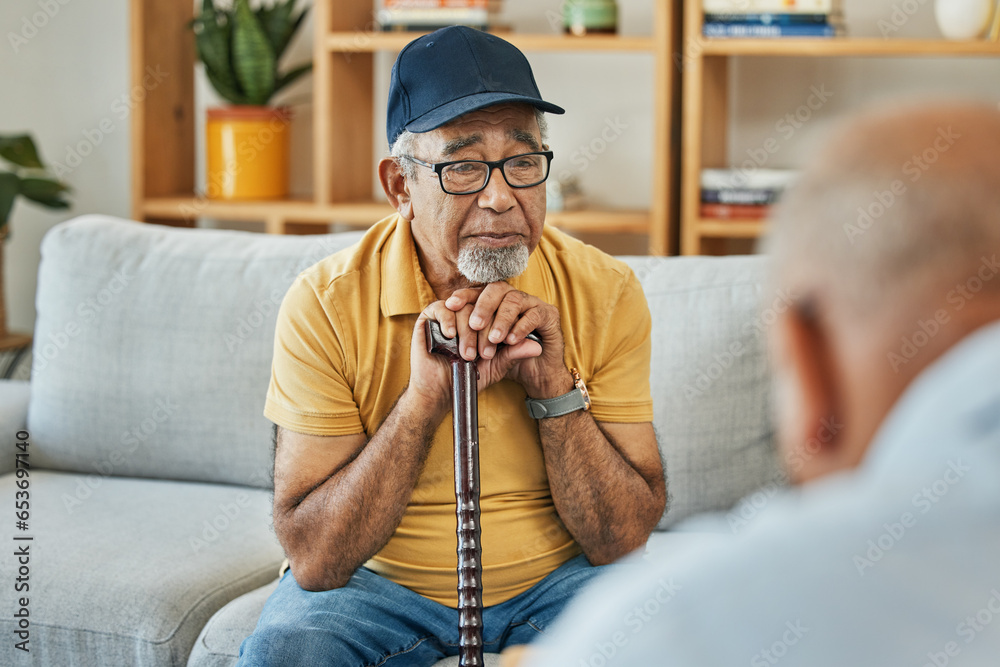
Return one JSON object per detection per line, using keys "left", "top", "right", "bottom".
{"left": 0, "top": 380, "right": 31, "bottom": 475}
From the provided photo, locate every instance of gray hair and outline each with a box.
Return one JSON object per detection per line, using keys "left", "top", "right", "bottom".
{"left": 389, "top": 107, "right": 550, "bottom": 181}
{"left": 763, "top": 102, "right": 1000, "bottom": 323}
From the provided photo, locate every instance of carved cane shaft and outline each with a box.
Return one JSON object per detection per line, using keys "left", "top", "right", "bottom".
{"left": 425, "top": 321, "right": 484, "bottom": 666}
{"left": 452, "top": 359, "right": 484, "bottom": 667}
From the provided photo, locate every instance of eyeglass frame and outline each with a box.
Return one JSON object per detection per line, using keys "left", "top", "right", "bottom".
{"left": 401, "top": 151, "right": 555, "bottom": 195}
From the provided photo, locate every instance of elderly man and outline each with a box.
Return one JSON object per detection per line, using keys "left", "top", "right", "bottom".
{"left": 236, "top": 26, "right": 666, "bottom": 666}
{"left": 520, "top": 102, "right": 1000, "bottom": 666}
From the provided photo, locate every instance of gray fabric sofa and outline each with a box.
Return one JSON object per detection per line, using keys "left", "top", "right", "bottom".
{"left": 0, "top": 215, "right": 780, "bottom": 666}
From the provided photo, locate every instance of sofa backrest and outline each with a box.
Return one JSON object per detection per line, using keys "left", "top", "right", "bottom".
{"left": 28, "top": 215, "right": 781, "bottom": 523}
{"left": 621, "top": 256, "right": 783, "bottom": 528}
{"left": 28, "top": 215, "right": 363, "bottom": 488}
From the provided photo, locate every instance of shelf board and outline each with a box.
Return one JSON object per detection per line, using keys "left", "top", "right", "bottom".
{"left": 699, "top": 37, "right": 1000, "bottom": 57}
{"left": 697, "top": 218, "right": 767, "bottom": 238}
{"left": 142, "top": 197, "right": 392, "bottom": 225}
{"left": 548, "top": 209, "right": 649, "bottom": 233}
{"left": 325, "top": 31, "right": 655, "bottom": 53}
{"left": 141, "top": 197, "right": 649, "bottom": 234}
{"left": 0, "top": 333, "right": 32, "bottom": 352}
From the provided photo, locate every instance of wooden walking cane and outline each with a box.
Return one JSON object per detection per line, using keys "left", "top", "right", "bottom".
{"left": 426, "top": 320, "right": 543, "bottom": 666}
{"left": 426, "top": 320, "right": 485, "bottom": 666}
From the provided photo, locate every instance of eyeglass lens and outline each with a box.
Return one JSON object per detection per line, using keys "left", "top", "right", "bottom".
{"left": 440, "top": 154, "right": 549, "bottom": 194}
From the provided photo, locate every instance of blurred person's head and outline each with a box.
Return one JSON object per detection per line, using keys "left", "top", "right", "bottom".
{"left": 763, "top": 103, "right": 1000, "bottom": 483}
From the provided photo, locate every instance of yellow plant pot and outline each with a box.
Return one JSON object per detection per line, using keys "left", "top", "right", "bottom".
{"left": 206, "top": 106, "right": 292, "bottom": 200}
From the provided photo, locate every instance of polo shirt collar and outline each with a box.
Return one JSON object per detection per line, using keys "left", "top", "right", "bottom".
{"left": 380, "top": 215, "right": 437, "bottom": 317}
{"left": 380, "top": 214, "right": 554, "bottom": 316}
{"left": 508, "top": 238, "right": 552, "bottom": 303}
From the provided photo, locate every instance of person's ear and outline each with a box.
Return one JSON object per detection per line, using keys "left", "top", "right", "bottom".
{"left": 770, "top": 300, "right": 846, "bottom": 484}
{"left": 378, "top": 157, "right": 414, "bottom": 221}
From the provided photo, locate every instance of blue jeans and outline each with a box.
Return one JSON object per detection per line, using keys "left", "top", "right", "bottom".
{"left": 236, "top": 554, "right": 605, "bottom": 666}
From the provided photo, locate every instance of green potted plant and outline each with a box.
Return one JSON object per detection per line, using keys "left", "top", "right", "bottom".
{"left": 190, "top": 0, "right": 312, "bottom": 201}
{"left": 0, "top": 133, "right": 71, "bottom": 339}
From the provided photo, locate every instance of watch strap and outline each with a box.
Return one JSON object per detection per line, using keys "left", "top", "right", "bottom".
{"left": 525, "top": 386, "right": 588, "bottom": 419}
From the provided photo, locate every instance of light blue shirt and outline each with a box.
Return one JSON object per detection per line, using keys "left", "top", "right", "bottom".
{"left": 527, "top": 319, "right": 1000, "bottom": 667}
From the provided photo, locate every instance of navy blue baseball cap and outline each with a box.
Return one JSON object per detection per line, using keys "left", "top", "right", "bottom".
{"left": 386, "top": 26, "right": 564, "bottom": 147}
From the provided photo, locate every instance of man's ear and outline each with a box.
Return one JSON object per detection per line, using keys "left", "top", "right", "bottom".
{"left": 378, "top": 157, "right": 414, "bottom": 221}
{"left": 770, "top": 302, "right": 846, "bottom": 484}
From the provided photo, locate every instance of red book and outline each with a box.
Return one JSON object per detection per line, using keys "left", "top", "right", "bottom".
{"left": 700, "top": 203, "right": 771, "bottom": 220}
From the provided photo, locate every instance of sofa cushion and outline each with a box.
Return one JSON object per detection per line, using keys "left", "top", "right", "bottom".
{"left": 621, "top": 256, "right": 783, "bottom": 528}
{"left": 28, "top": 215, "right": 363, "bottom": 487}
{"left": 0, "top": 470, "right": 283, "bottom": 667}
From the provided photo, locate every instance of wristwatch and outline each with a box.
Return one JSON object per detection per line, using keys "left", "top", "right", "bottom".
{"left": 525, "top": 368, "right": 591, "bottom": 419}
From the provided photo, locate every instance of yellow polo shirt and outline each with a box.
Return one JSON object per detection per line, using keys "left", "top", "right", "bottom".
{"left": 264, "top": 214, "right": 653, "bottom": 607}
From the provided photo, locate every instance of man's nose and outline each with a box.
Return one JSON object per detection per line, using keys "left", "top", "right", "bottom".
{"left": 476, "top": 166, "right": 516, "bottom": 213}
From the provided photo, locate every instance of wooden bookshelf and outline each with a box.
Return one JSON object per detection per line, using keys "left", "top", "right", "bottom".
{"left": 130, "top": 1, "right": 683, "bottom": 254}
{"left": 680, "top": 1, "right": 1000, "bottom": 255}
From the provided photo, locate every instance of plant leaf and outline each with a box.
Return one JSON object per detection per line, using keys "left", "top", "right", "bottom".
{"left": 205, "top": 64, "right": 248, "bottom": 104}
{"left": 273, "top": 62, "right": 312, "bottom": 97}
{"left": 232, "top": 0, "right": 276, "bottom": 105}
{"left": 194, "top": 14, "right": 237, "bottom": 93}
{"left": 0, "top": 171, "right": 18, "bottom": 227}
{"left": 0, "top": 135, "right": 44, "bottom": 169}
{"left": 263, "top": 0, "right": 297, "bottom": 61}
{"left": 19, "top": 177, "right": 71, "bottom": 210}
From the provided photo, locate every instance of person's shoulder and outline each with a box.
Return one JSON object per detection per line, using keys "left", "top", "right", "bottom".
{"left": 537, "top": 225, "right": 635, "bottom": 282}
{"left": 295, "top": 214, "right": 399, "bottom": 294}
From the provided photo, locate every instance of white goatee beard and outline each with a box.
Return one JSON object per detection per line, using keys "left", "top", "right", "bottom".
{"left": 456, "top": 241, "right": 530, "bottom": 285}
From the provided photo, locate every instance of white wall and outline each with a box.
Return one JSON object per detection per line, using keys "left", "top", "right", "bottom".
{"left": 727, "top": 0, "right": 1000, "bottom": 169}
{"left": 1, "top": 0, "right": 131, "bottom": 335}
{"left": 3, "top": 0, "right": 999, "bottom": 336}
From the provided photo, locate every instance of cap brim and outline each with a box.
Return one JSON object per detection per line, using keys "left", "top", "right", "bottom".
{"left": 405, "top": 91, "right": 565, "bottom": 134}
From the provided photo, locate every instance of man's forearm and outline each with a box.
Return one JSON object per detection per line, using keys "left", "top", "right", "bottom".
{"left": 538, "top": 413, "right": 665, "bottom": 565}
{"left": 277, "top": 389, "right": 443, "bottom": 591}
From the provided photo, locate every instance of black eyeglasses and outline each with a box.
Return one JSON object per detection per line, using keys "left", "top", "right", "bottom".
{"left": 403, "top": 151, "right": 554, "bottom": 195}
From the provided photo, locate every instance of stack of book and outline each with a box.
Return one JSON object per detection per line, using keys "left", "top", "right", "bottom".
{"left": 378, "top": 0, "right": 496, "bottom": 31}
{"left": 700, "top": 169, "right": 798, "bottom": 220}
{"left": 703, "top": 0, "right": 844, "bottom": 38}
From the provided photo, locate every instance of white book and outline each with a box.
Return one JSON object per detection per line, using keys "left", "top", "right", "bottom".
{"left": 703, "top": 0, "right": 841, "bottom": 13}
{"left": 701, "top": 168, "right": 800, "bottom": 190}
{"left": 378, "top": 7, "right": 490, "bottom": 27}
